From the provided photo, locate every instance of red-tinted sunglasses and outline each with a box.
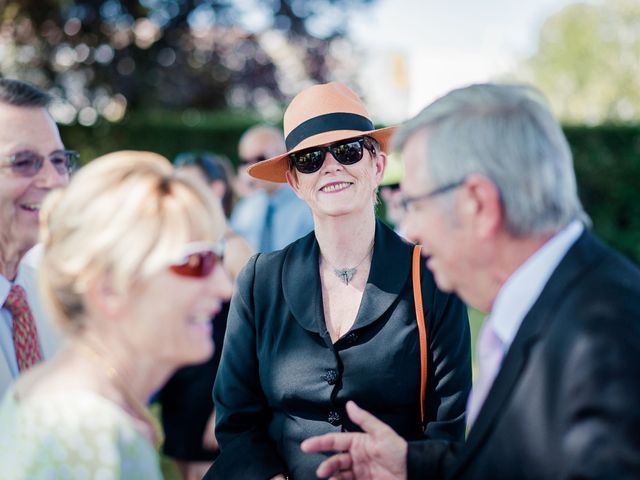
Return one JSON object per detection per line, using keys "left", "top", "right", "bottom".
{"left": 169, "top": 241, "right": 225, "bottom": 278}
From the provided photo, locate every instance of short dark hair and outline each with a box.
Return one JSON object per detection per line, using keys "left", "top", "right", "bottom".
{"left": 0, "top": 78, "right": 51, "bottom": 108}
{"left": 174, "top": 151, "right": 236, "bottom": 217}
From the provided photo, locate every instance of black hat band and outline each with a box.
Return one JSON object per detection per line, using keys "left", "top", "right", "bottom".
{"left": 285, "top": 112, "right": 374, "bottom": 151}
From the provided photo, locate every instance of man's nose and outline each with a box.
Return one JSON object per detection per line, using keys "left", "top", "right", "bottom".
{"left": 34, "top": 158, "right": 69, "bottom": 189}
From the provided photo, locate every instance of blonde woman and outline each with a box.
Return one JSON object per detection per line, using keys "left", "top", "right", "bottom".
{"left": 0, "top": 151, "right": 232, "bottom": 479}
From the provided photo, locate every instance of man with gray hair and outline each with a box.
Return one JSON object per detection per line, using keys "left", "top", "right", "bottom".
{"left": 0, "top": 79, "right": 74, "bottom": 396}
{"left": 302, "top": 83, "right": 640, "bottom": 478}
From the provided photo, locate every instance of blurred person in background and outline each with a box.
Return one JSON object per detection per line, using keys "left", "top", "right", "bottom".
{"left": 302, "top": 83, "right": 640, "bottom": 479}
{"left": 379, "top": 153, "right": 406, "bottom": 236}
{"left": 230, "top": 125, "right": 314, "bottom": 252}
{"left": 174, "top": 151, "right": 253, "bottom": 279}
{"left": 0, "top": 151, "right": 232, "bottom": 479}
{"left": 206, "top": 82, "right": 471, "bottom": 479}
{"left": 0, "top": 78, "right": 74, "bottom": 398}
{"left": 157, "top": 151, "right": 253, "bottom": 480}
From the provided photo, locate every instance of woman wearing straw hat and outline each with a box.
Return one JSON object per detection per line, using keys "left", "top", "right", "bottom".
{"left": 207, "top": 83, "right": 471, "bottom": 479}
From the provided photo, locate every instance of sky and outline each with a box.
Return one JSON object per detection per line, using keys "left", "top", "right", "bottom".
{"left": 348, "top": 0, "right": 600, "bottom": 122}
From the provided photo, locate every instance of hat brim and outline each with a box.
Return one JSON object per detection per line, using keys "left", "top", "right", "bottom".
{"left": 247, "top": 126, "right": 397, "bottom": 183}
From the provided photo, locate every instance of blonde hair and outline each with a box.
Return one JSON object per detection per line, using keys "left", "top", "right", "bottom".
{"left": 39, "top": 150, "right": 226, "bottom": 332}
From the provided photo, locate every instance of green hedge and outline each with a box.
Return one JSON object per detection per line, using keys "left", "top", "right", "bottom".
{"left": 59, "top": 119, "right": 640, "bottom": 265}
{"left": 59, "top": 110, "right": 265, "bottom": 168}
{"left": 566, "top": 126, "right": 640, "bottom": 264}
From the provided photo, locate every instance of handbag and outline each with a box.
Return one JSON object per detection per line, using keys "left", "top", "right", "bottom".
{"left": 412, "top": 245, "right": 428, "bottom": 429}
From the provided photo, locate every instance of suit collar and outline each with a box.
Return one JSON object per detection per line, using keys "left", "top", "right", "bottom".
{"left": 451, "top": 230, "right": 606, "bottom": 477}
{"left": 282, "top": 220, "right": 413, "bottom": 337}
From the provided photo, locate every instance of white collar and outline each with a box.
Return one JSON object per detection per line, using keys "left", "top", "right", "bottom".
{"left": 489, "top": 220, "right": 584, "bottom": 350}
{"left": 0, "top": 274, "right": 10, "bottom": 307}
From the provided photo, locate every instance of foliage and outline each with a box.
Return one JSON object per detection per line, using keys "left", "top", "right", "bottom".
{"left": 59, "top": 119, "right": 640, "bottom": 265}
{"left": 59, "top": 109, "right": 263, "bottom": 165}
{"left": 0, "top": 0, "right": 373, "bottom": 122}
{"left": 567, "top": 125, "right": 640, "bottom": 263}
{"left": 516, "top": 0, "right": 640, "bottom": 124}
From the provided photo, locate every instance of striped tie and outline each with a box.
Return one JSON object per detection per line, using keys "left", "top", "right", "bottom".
{"left": 5, "top": 284, "right": 43, "bottom": 371}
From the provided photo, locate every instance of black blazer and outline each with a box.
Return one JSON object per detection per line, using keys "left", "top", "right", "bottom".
{"left": 207, "top": 220, "right": 471, "bottom": 479}
{"left": 407, "top": 231, "right": 640, "bottom": 479}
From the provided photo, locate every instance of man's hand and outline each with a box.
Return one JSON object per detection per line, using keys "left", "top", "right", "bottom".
{"left": 301, "top": 401, "right": 408, "bottom": 480}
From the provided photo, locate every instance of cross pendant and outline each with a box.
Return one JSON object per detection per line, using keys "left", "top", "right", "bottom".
{"left": 335, "top": 267, "right": 356, "bottom": 285}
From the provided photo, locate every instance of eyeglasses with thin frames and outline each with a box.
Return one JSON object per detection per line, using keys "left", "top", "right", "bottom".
{"left": 398, "top": 179, "right": 466, "bottom": 212}
{"left": 0, "top": 149, "right": 78, "bottom": 177}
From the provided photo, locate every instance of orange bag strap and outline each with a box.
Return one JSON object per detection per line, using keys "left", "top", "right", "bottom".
{"left": 412, "top": 244, "right": 428, "bottom": 429}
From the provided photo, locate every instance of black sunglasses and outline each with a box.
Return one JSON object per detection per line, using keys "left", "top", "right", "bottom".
{"left": 288, "top": 137, "right": 375, "bottom": 174}
{"left": 0, "top": 149, "right": 78, "bottom": 177}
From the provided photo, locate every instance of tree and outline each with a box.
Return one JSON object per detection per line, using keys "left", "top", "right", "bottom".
{"left": 0, "top": 0, "right": 374, "bottom": 123}
{"left": 516, "top": 0, "right": 640, "bottom": 124}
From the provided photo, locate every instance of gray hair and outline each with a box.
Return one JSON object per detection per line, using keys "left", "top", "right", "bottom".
{"left": 0, "top": 78, "right": 51, "bottom": 107}
{"left": 392, "top": 83, "right": 587, "bottom": 236}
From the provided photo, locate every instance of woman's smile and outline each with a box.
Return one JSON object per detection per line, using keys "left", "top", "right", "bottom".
{"left": 320, "top": 181, "right": 353, "bottom": 193}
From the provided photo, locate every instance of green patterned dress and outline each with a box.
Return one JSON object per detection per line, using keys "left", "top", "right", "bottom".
{"left": 0, "top": 386, "right": 162, "bottom": 479}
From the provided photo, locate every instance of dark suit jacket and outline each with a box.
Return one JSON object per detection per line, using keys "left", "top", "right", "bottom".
{"left": 407, "top": 231, "right": 640, "bottom": 479}
{"left": 207, "top": 220, "right": 471, "bottom": 479}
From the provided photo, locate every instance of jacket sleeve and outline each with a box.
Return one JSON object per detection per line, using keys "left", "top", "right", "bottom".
{"left": 421, "top": 266, "right": 472, "bottom": 442}
{"left": 557, "top": 299, "right": 640, "bottom": 478}
{"left": 208, "top": 254, "right": 288, "bottom": 479}
{"left": 406, "top": 438, "right": 463, "bottom": 480}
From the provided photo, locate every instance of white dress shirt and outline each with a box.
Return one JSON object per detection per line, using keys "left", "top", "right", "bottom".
{"left": 488, "top": 220, "right": 585, "bottom": 355}
{"left": 0, "top": 244, "right": 62, "bottom": 396}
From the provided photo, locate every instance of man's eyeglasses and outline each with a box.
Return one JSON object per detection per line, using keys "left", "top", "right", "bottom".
{"left": 399, "top": 179, "right": 465, "bottom": 212}
{"left": 0, "top": 149, "right": 78, "bottom": 177}
{"left": 288, "top": 137, "right": 376, "bottom": 174}
{"left": 169, "top": 241, "right": 225, "bottom": 278}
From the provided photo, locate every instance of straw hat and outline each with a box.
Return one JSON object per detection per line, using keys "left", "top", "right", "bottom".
{"left": 248, "top": 82, "right": 396, "bottom": 183}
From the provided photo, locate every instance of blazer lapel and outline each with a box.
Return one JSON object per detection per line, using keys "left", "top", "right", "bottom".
{"left": 281, "top": 222, "right": 413, "bottom": 337}
{"left": 451, "top": 231, "right": 606, "bottom": 477}
{"left": 282, "top": 232, "right": 325, "bottom": 335}
{"left": 352, "top": 221, "right": 412, "bottom": 331}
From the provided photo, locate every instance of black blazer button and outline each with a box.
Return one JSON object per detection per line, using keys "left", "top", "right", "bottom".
{"left": 345, "top": 332, "right": 358, "bottom": 344}
{"left": 328, "top": 411, "right": 341, "bottom": 426}
{"left": 322, "top": 369, "right": 338, "bottom": 385}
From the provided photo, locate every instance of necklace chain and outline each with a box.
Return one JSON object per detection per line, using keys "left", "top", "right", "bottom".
{"left": 75, "top": 341, "right": 164, "bottom": 448}
{"left": 321, "top": 240, "right": 375, "bottom": 285}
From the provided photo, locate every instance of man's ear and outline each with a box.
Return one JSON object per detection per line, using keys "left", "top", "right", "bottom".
{"left": 459, "top": 174, "right": 503, "bottom": 238}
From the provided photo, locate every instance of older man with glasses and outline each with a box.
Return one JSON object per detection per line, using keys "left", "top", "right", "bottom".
{"left": 0, "top": 78, "right": 74, "bottom": 397}
{"left": 302, "top": 83, "right": 640, "bottom": 479}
